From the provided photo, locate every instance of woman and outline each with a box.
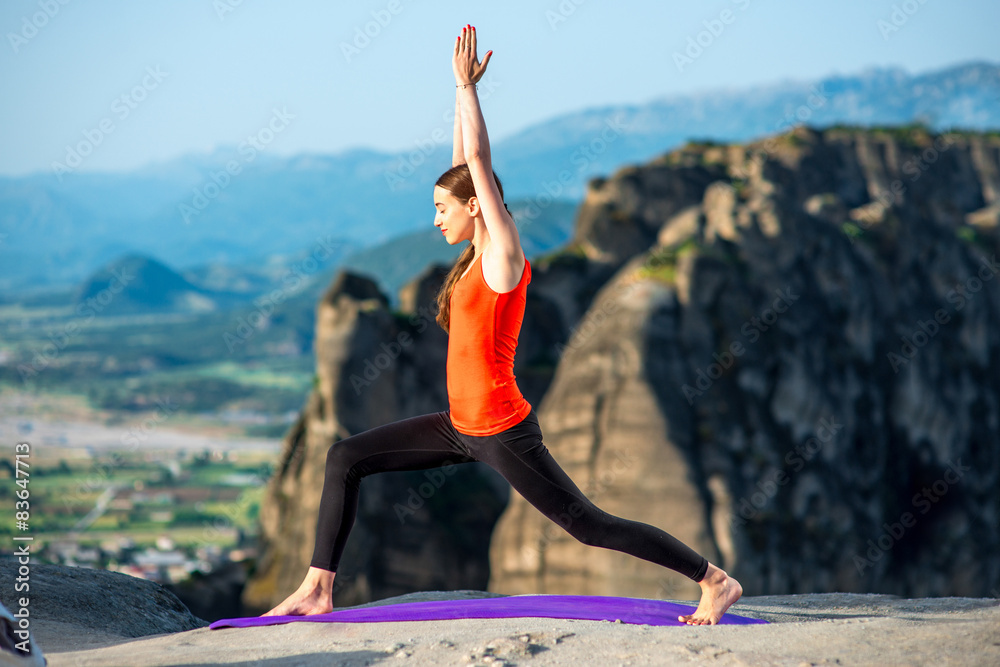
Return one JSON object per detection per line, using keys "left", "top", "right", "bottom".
{"left": 263, "top": 24, "right": 742, "bottom": 625}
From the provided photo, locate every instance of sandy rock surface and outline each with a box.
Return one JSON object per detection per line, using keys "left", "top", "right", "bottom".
{"left": 31, "top": 592, "right": 1000, "bottom": 666}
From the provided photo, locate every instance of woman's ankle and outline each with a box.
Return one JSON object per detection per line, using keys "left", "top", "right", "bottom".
{"left": 303, "top": 566, "right": 337, "bottom": 592}
{"left": 699, "top": 562, "right": 729, "bottom": 586}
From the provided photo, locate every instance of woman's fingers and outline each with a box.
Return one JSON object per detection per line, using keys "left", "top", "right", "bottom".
{"left": 456, "top": 25, "right": 487, "bottom": 83}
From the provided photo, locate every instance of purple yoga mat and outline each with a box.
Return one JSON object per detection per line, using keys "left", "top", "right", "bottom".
{"left": 209, "top": 594, "right": 766, "bottom": 629}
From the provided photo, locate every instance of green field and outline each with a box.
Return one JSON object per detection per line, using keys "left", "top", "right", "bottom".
{"left": 0, "top": 451, "right": 271, "bottom": 557}
{"left": 0, "top": 292, "right": 315, "bottom": 435}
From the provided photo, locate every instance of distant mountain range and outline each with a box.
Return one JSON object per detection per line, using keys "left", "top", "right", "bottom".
{"left": 1, "top": 60, "right": 997, "bottom": 293}
{"left": 63, "top": 197, "right": 578, "bottom": 318}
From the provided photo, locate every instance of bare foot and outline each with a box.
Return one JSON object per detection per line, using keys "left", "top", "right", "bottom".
{"left": 261, "top": 567, "right": 337, "bottom": 617}
{"left": 677, "top": 562, "right": 743, "bottom": 626}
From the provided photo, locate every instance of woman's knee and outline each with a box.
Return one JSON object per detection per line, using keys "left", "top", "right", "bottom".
{"left": 325, "top": 440, "right": 361, "bottom": 477}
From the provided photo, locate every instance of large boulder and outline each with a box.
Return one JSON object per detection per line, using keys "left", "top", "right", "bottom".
{"left": 0, "top": 559, "right": 207, "bottom": 637}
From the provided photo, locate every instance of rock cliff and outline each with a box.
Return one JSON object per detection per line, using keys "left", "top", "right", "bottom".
{"left": 248, "top": 124, "right": 1000, "bottom": 612}
{"left": 491, "top": 124, "right": 1000, "bottom": 600}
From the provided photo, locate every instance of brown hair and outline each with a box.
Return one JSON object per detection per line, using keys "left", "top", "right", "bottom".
{"left": 434, "top": 163, "right": 512, "bottom": 333}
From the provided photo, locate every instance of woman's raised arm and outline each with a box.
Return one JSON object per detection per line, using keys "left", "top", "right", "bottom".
{"left": 451, "top": 25, "right": 491, "bottom": 168}
{"left": 453, "top": 25, "right": 521, "bottom": 270}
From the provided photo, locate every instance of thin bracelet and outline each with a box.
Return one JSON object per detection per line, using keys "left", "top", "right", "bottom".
{"left": 457, "top": 82, "right": 478, "bottom": 90}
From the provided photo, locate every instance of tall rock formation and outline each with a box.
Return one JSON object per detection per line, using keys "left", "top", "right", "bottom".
{"left": 489, "top": 124, "right": 1000, "bottom": 600}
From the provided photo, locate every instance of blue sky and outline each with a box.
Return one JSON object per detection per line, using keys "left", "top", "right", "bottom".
{"left": 1, "top": 0, "right": 997, "bottom": 177}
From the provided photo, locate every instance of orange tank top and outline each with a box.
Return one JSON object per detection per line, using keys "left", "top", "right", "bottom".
{"left": 446, "top": 249, "right": 533, "bottom": 435}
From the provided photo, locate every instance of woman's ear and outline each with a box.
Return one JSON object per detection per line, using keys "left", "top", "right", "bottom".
{"left": 467, "top": 196, "right": 479, "bottom": 216}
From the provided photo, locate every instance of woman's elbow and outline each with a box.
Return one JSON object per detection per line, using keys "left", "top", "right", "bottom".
{"left": 464, "top": 147, "right": 486, "bottom": 164}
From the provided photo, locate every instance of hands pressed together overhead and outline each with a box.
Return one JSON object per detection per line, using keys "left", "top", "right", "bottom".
{"left": 453, "top": 24, "right": 492, "bottom": 86}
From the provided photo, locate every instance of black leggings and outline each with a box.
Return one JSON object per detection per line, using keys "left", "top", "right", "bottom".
{"left": 309, "top": 407, "right": 709, "bottom": 582}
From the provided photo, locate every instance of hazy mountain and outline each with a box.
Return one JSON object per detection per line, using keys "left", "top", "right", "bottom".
{"left": 56, "top": 195, "right": 576, "bottom": 322}
{"left": 1, "top": 60, "right": 997, "bottom": 293}
{"left": 76, "top": 254, "right": 224, "bottom": 315}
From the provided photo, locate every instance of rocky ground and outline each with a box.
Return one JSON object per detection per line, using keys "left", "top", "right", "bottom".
{"left": 29, "top": 591, "right": 1000, "bottom": 666}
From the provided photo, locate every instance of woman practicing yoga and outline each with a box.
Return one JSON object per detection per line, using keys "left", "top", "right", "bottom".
{"left": 263, "top": 24, "right": 742, "bottom": 625}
